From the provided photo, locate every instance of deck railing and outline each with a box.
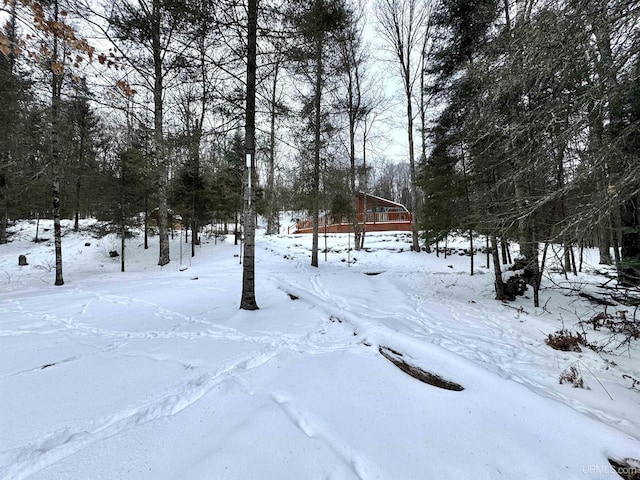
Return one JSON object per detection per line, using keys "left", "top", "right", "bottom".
{"left": 291, "top": 211, "right": 412, "bottom": 233}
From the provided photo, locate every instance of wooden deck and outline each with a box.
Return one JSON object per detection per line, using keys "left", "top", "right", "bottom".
{"left": 289, "top": 212, "right": 413, "bottom": 234}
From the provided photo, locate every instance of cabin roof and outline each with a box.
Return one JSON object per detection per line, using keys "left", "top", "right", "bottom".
{"left": 356, "top": 191, "right": 409, "bottom": 212}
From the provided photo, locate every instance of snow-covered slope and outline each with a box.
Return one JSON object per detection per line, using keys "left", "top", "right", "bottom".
{"left": 1, "top": 220, "right": 639, "bottom": 479}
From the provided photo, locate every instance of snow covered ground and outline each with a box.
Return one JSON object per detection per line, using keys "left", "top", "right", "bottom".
{"left": 1, "top": 219, "right": 639, "bottom": 479}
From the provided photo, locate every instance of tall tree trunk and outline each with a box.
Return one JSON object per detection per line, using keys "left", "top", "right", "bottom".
{"left": 144, "top": 194, "right": 149, "bottom": 249}
{"left": 120, "top": 147, "right": 127, "bottom": 272}
{"left": 189, "top": 115, "right": 202, "bottom": 258}
{"left": 588, "top": 98, "right": 612, "bottom": 265}
{"left": 51, "top": 0, "right": 64, "bottom": 286}
{"left": 52, "top": 173, "right": 64, "bottom": 286}
{"left": 74, "top": 173, "right": 80, "bottom": 232}
{"left": 0, "top": 0, "right": 17, "bottom": 245}
{"left": 74, "top": 118, "right": 86, "bottom": 233}
{"left": 469, "top": 229, "right": 474, "bottom": 276}
{"left": 121, "top": 222, "right": 126, "bottom": 272}
{"left": 611, "top": 211, "right": 622, "bottom": 267}
{"left": 514, "top": 178, "right": 535, "bottom": 272}
{"left": 485, "top": 236, "right": 490, "bottom": 268}
{"left": 501, "top": 239, "right": 508, "bottom": 264}
{"left": 405, "top": 77, "right": 420, "bottom": 252}
{"left": 349, "top": 82, "right": 361, "bottom": 250}
{"left": 240, "top": 0, "right": 259, "bottom": 310}
{"left": 359, "top": 117, "right": 369, "bottom": 250}
{"left": 0, "top": 173, "right": 6, "bottom": 244}
{"left": 591, "top": 0, "right": 634, "bottom": 281}
{"left": 342, "top": 33, "right": 362, "bottom": 250}
{"left": 375, "top": 0, "right": 428, "bottom": 253}
{"left": 266, "top": 59, "right": 280, "bottom": 235}
{"left": 152, "top": 0, "right": 169, "bottom": 267}
{"left": 0, "top": 213, "right": 5, "bottom": 245}
{"left": 191, "top": 218, "right": 197, "bottom": 257}
{"left": 490, "top": 235, "right": 507, "bottom": 300}
{"left": 599, "top": 221, "right": 613, "bottom": 265}
{"left": 619, "top": 195, "right": 640, "bottom": 286}
{"left": 564, "top": 241, "right": 572, "bottom": 274}
{"left": 533, "top": 242, "right": 549, "bottom": 308}
{"left": 311, "top": 35, "right": 323, "bottom": 268}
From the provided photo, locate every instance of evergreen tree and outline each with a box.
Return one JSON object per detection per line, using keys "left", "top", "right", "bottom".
{"left": 0, "top": 2, "right": 31, "bottom": 243}
{"left": 616, "top": 59, "right": 640, "bottom": 285}
{"left": 287, "top": 0, "right": 350, "bottom": 267}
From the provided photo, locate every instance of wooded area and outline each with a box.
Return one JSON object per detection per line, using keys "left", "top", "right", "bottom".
{"left": 0, "top": 0, "right": 638, "bottom": 305}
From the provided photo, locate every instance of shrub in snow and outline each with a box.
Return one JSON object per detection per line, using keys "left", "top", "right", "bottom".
{"left": 559, "top": 365, "right": 588, "bottom": 389}
{"left": 576, "top": 309, "right": 639, "bottom": 354}
{"left": 546, "top": 329, "right": 588, "bottom": 352}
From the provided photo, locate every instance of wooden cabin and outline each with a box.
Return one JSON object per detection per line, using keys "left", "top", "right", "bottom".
{"left": 290, "top": 192, "right": 412, "bottom": 234}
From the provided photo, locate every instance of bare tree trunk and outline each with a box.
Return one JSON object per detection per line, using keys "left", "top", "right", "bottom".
{"left": 491, "top": 235, "right": 507, "bottom": 300}
{"left": 311, "top": 35, "right": 323, "bottom": 268}
{"left": 74, "top": 173, "right": 81, "bottom": 232}
{"left": 359, "top": 191, "right": 367, "bottom": 250}
{"left": 579, "top": 241, "right": 584, "bottom": 272}
{"left": 51, "top": 0, "right": 64, "bottom": 286}
{"left": 469, "top": 229, "right": 474, "bottom": 276}
{"left": 406, "top": 84, "right": 420, "bottom": 252}
{"left": 532, "top": 254, "right": 540, "bottom": 307}
{"left": 144, "top": 193, "right": 149, "bottom": 249}
{"left": 234, "top": 212, "right": 239, "bottom": 246}
{"left": 514, "top": 178, "right": 536, "bottom": 272}
{"left": 120, "top": 142, "right": 127, "bottom": 272}
{"left": 191, "top": 218, "right": 197, "bottom": 257}
{"left": 0, "top": 215, "right": 6, "bottom": 245}
{"left": 0, "top": 167, "right": 6, "bottom": 244}
{"left": 74, "top": 103, "right": 86, "bottom": 233}
{"left": 348, "top": 82, "right": 361, "bottom": 250}
{"left": 240, "top": 0, "right": 259, "bottom": 310}
{"left": 266, "top": 58, "right": 280, "bottom": 235}
{"left": 375, "top": 0, "right": 429, "bottom": 253}
{"left": 620, "top": 195, "right": 640, "bottom": 286}
{"left": 486, "top": 235, "right": 490, "bottom": 269}
{"left": 611, "top": 211, "right": 622, "bottom": 267}
{"left": 564, "top": 241, "right": 572, "bottom": 274}
{"left": 121, "top": 222, "right": 126, "bottom": 272}
{"left": 52, "top": 176, "right": 64, "bottom": 286}
{"left": 599, "top": 221, "right": 613, "bottom": 264}
{"left": 359, "top": 117, "right": 369, "bottom": 250}
{"left": 338, "top": 22, "right": 364, "bottom": 250}
{"left": 152, "top": 0, "right": 169, "bottom": 267}
{"left": 533, "top": 243, "right": 549, "bottom": 308}
{"left": 589, "top": 100, "right": 612, "bottom": 266}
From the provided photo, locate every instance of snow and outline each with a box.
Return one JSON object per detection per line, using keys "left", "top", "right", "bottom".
{"left": 1, "top": 219, "right": 639, "bottom": 479}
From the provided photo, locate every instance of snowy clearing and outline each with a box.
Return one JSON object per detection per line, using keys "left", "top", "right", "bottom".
{"left": 1, "top": 219, "right": 639, "bottom": 479}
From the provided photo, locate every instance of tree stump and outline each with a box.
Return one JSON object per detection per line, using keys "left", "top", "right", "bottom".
{"left": 18, "top": 255, "right": 28, "bottom": 266}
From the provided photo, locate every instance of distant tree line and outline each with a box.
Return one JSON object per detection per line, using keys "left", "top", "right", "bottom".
{"left": 2, "top": 0, "right": 638, "bottom": 304}
{"left": 1, "top": 0, "right": 415, "bottom": 279}
{"left": 0, "top": 0, "right": 402, "bottom": 279}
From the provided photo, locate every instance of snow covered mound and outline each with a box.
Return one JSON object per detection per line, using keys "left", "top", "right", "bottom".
{"left": 1, "top": 221, "right": 639, "bottom": 479}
